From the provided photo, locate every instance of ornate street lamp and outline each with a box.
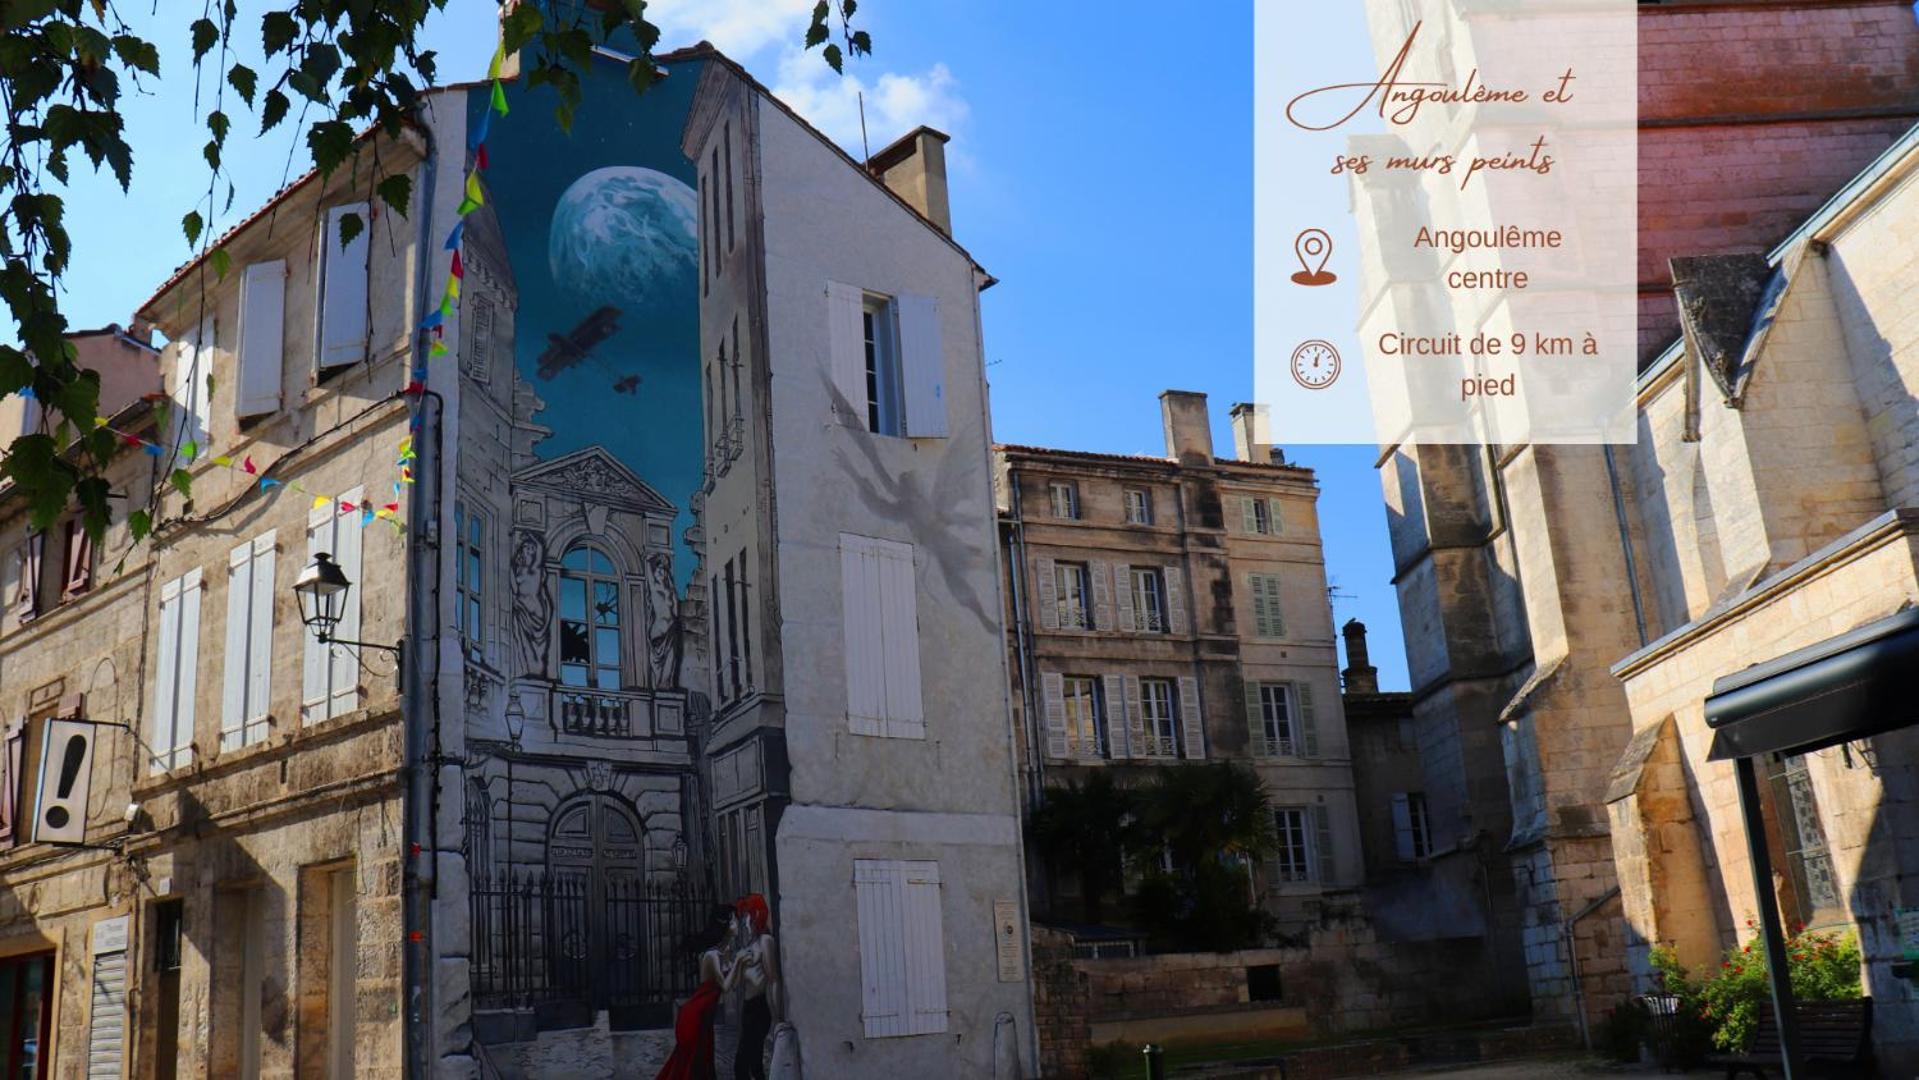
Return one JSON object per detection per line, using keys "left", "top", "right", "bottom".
{"left": 293, "top": 553, "right": 403, "bottom": 657}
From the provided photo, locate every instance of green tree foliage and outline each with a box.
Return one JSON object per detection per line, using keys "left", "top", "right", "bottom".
{"left": 0, "top": 0, "right": 866, "bottom": 541}
{"left": 1128, "top": 762, "right": 1278, "bottom": 950}
{"left": 1648, "top": 924, "right": 1864, "bottom": 1053}
{"left": 1026, "top": 771, "right": 1136, "bottom": 922}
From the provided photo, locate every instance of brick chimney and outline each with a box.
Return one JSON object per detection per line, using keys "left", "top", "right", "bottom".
{"left": 1159, "top": 390, "right": 1213, "bottom": 466}
{"left": 868, "top": 126, "right": 952, "bottom": 236}
{"left": 1230, "top": 402, "right": 1284, "bottom": 464}
{"left": 1342, "top": 619, "right": 1379, "bottom": 695}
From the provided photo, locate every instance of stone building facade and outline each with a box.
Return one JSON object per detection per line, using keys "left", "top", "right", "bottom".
{"left": 996, "top": 393, "right": 1362, "bottom": 933}
{"left": 1363, "top": 0, "right": 1919, "bottom": 1059}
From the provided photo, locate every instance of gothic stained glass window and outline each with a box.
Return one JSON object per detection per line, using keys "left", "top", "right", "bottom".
{"left": 559, "top": 544, "right": 622, "bottom": 690}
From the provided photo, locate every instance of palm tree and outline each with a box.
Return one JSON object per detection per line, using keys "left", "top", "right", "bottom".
{"left": 1027, "top": 772, "right": 1135, "bottom": 922}
{"left": 1127, "top": 763, "right": 1277, "bottom": 950}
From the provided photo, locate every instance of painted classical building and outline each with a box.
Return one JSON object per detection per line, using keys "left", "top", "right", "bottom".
{"left": 996, "top": 394, "right": 1363, "bottom": 934}
{"left": 0, "top": 26, "right": 1033, "bottom": 1080}
{"left": 1364, "top": 0, "right": 1919, "bottom": 1061}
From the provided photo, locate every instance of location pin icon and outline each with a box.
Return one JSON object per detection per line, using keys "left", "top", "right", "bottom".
{"left": 1293, "top": 228, "right": 1336, "bottom": 286}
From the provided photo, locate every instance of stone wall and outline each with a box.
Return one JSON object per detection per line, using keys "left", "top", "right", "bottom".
{"left": 1031, "top": 927, "right": 1090, "bottom": 1080}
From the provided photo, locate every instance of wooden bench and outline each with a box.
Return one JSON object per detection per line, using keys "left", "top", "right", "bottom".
{"left": 1715, "top": 998, "right": 1873, "bottom": 1078}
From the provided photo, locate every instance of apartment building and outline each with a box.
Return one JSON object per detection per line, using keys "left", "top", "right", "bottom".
{"left": 0, "top": 27, "right": 1033, "bottom": 1080}
{"left": 997, "top": 392, "right": 1361, "bottom": 932}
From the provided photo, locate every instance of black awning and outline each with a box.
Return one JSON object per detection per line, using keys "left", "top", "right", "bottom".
{"left": 1706, "top": 607, "right": 1919, "bottom": 761}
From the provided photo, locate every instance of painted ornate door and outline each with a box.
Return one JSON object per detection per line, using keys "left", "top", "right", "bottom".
{"left": 546, "top": 794, "right": 645, "bottom": 1005}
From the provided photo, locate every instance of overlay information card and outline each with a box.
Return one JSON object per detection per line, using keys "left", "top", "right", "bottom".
{"left": 1254, "top": 0, "right": 1637, "bottom": 446}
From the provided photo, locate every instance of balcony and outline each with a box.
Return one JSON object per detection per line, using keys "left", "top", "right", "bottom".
{"left": 1257, "top": 736, "right": 1297, "bottom": 758}
{"left": 553, "top": 687, "right": 653, "bottom": 739}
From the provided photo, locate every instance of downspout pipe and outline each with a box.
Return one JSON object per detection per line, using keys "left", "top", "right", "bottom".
{"left": 1563, "top": 884, "right": 1622, "bottom": 1049}
{"left": 1602, "top": 446, "right": 1648, "bottom": 648}
{"left": 402, "top": 109, "right": 441, "bottom": 1080}
{"left": 1005, "top": 475, "right": 1043, "bottom": 807}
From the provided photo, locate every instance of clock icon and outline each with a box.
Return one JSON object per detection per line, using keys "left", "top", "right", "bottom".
{"left": 1291, "top": 339, "right": 1341, "bottom": 390}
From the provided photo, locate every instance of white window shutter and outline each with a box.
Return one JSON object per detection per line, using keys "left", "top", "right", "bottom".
{"left": 1312, "top": 803, "right": 1335, "bottom": 884}
{"left": 1177, "top": 676, "right": 1203, "bottom": 759}
{"left": 302, "top": 501, "right": 332, "bottom": 724}
{"left": 841, "top": 535, "right": 883, "bottom": 735}
{"left": 328, "top": 487, "right": 364, "bottom": 718}
{"left": 1124, "top": 676, "right": 1145, "bottom": 758}
{"left": 1165, "top": 566, "right": 1186, "bottom": 635}
{"left": 826, "top": 282, "right": 866, "bottom": 423}
{"left": 221, "top": 542, "right": 253, "bottom": 749}
{"left": 1041, "top": 672, "right": 1067, "bottom": 759}
{"left": 1089, "top": 560, "right": 1112, "bottom": 631}
{"left": 901, "top": 862, "right": 948, "bottom": 1034}
{"left": 247, "top": 534, "right": 275, "bottom": 740}
{"left": 237, "top": 260, "right": 285, "bottom": 416}
{"left": 1297, "top": 682, "right": 1319, "bottom": 757}
{"left": 1101, "top": 674, "right": 1127, "bottom": 758}
{"left": 1035, "top": 556, "right": 1057, "bottom": 631}
{"left": 855, "top": 861, "right": 906, "bottom": 1038}
{"left": 150, "top": 577, "right": 182, "bottom": 774}
{"left": 1268, "top": 497, "right": 1284, "bottom": 535}
{"left": 896, "top": 293, "right": 946, "bottom": 438}
{"left": 1391, "top": 793, "right": 1415, "bottom": 861}
{"left": 876, "top": 539, "right": 923, "bottom": 738}
{"left": 1241, "top": 497, "right": 1258, "bottom": 533}
{"left": 1113, "top": 564, "right": 1134, "bottom": 631}
{"left": 318, "top": 203, "right": 370, "bottom": 369}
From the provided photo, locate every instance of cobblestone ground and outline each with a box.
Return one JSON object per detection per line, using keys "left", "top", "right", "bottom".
{"left": 1379, "top": 1059, "right": 1682, "bottom": 1079}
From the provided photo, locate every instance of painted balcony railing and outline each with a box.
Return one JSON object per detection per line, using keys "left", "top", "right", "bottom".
{"left": 1256, "top": 735, "right": 1297, "bottom": 758}
{"left": 1139, "top": 733, "right": 1179, "bottom": 759}
{"left": 553, "top": 686, "right": 651, "bottom": 739}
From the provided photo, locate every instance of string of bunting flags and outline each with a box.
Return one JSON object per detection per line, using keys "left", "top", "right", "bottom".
{"left": 416, "top": 39, "right": 511, "bottom": 372}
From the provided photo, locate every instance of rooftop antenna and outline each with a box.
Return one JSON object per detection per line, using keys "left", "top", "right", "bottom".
{"left": 1328, "top": 581, "right": 1356, "bottom": 615}
{"left": 858, "top": 91, "right": 872, "bottom": 165}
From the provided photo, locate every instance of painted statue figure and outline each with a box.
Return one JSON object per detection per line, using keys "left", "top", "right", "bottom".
{"left": 509, "top": 529, "right": 552, "bottom": 677}
{"left": 730, "top": 894, "right": 780, "bottom": 1080}
{"left": 655, "top": 905, "right": 741, "bottom": 1080}
{"left": 646, "top": 549, "right": 684, "bottom": 688}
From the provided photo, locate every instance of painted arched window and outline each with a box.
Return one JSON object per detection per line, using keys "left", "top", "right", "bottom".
{"left": 559, "top": 543, "right": 622, "bottom": 689}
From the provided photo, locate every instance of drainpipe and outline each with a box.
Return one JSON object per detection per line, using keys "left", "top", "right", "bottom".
{"left": 402, "top": 109, "right": 442, "bottom": 1080}
{"left": 1562, "top": 884, "right": 1621, "bottom": 1049}
{"left": 1005, "top": 474, "right": 1044, "bottom": 807}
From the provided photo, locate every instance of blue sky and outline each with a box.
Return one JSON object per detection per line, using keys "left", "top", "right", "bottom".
{"left": 54, "top": 0, "right": 1411, "bottom": 690}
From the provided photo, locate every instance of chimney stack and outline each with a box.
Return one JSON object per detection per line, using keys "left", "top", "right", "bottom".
{"left": 869, "top": 126, "right": 953, "bottom": 237}
{"left": 1342, "top": 619, "right": 1379, "bottom": 695}
{"left": 1159, "top": 390, "right": 1214, "bottom": 466}
{"left": 1230, "top": 402, "right": 1283, "bottom": 464}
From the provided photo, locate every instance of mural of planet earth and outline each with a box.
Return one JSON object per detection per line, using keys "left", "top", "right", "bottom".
{"left": 548, "top": 166, "right": 698, "bottom": 320}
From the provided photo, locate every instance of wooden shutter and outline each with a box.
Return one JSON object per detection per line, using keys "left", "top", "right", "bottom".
{"left": 1241, "top": 497, "right": 1258, "bottom": 533}
{"left": 222, "top": 533, "right": 276, "bottom": 750}
{"left": 1124, "top": 676, "right": 1145, "bottom": 759}
{"left": 317, "top": 203, "right": 370, "bottom": 369}
{"left": 302, "top": 500, "right": 331, "bottom": 724}
{"left": 237, "top": 260, "right": 285, "bottom": 416}
{"left": 1244, "top": 680, "right": 1265, "bottom": 756}
{"left": 87, "top": 942, "right": 127, "bottom": 1079}
{"left": 1113, "top": 564, "right": 1134, "bottom": 632}
{"left": 1040, "top": 672, "right": 1067, "bottom": 759}
{"left": 1312, "top": 803, "right": 1335, "bottom": 884}
{"left": 826, "top": 282, "right": 867, "bottom": 424}
{"left": 1297, "top": 682, "right": 1319, "bottom": 757}
{"left": 1101, "top": 674, "right": 1127, "bottom": 758}
{"left": 1267, "top": 497, "right": 1284, "bottom": 535}
{"left": 841, "top": 535, "right": 885, "bottom": 735}
{"left": 1089, "top": 560, "right": 1112, "bottom": 631}
{"left": 1251, "top": 575, "right": 1284, "bottom": 638}
{"left": 896, "top": 293, "right": 947, "bottom": 438}
{"left": 1391, "top": 793, "right": 1414, "bottom": 861}
{"left": 62, "top": 518, "right": 93, "bottom": 598}
{"left": 0, "top": 721, "right": 21, "bottom": 843}
{"left": 151, "top": 570, "right": 201, "bottom": 772}
{"left": 1035, "top": 556, "right": 1057, "bottom": 631}
{"left": 1177, "top": 676, "right": 1204, "bottom": 759}
{"left": 329, "top": 488, "right": 363, "bottom": 719}
{"left": 1, "top": 545, "right": 19, "bottom": 623}
{"left": 1165, "top": 566, "right": 1186, "bottom": 635}
{"left": 855, "top": 859, "right": 949, "bottom": 1038}
{"left": 876, "top": 538, "right": 924, "bottom": 738}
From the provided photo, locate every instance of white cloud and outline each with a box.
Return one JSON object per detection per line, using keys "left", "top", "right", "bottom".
{"left": 646, "top": 0, "right": 816, "bottom": 59}
{"left": 643, "top": 1, "right": 970, "bottom": 161}
{"left": 771, "top": 51, "right": 969, "bottom": 158}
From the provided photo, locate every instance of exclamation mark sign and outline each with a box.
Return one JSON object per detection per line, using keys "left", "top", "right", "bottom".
{"left": 44, "top": 734, "right": 86, "bottom": 829}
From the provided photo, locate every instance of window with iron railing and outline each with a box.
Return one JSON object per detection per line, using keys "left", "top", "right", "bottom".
{"left": 1140, "top": 678, "right": 1178, "bottom": 758}
{"left": 1054, "top": 562, "right": 1091, "bottom": 630}
{"left": 1256, "top": 683, "right": 1294, "bottom": 757}
{"left": 1129, "top": 568, "right": 1167, "bottom": 633}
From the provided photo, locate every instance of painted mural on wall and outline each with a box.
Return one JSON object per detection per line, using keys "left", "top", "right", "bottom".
{"left": 451, "top": 51, "right": 725, "bottom": 1029}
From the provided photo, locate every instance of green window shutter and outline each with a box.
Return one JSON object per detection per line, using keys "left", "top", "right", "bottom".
{"left": 1268, "top": 497, "right": 1284, "bottom": 535}
{"left": 1296, "top": 682, "right": 1318, "bottom": 757}
{"left": 1250, "top": 574, "right": 1284, "bottom": 638}
{"left": 1244, "top": 679, "right": 1265, "bottom": 756}
{"left": 1241, "top": 497, "right": 1258, "bottom": 534}
{"left": 1312, "top": 803, "right": 1334, "bottom": 884}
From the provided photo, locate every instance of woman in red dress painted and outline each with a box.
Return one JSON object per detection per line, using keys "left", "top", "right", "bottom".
{"left": 656, "top": 905, "right": 740, "bottom": 1080}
